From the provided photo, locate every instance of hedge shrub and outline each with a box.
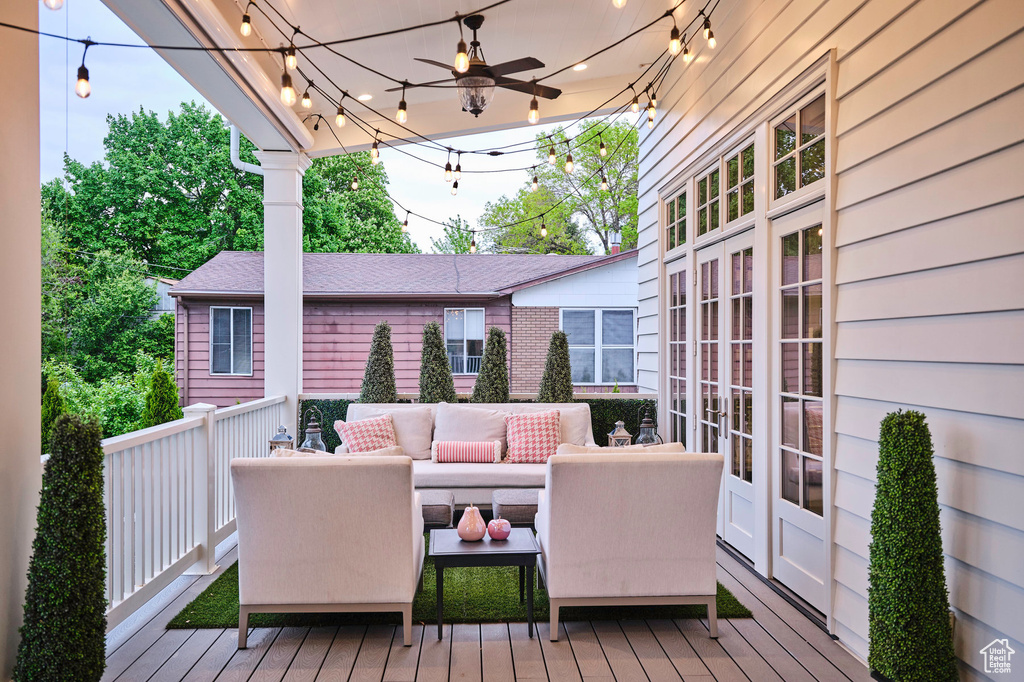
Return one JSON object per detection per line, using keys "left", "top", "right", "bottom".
{"left": 40, "top": 379, "right": 66, "bottom": 454}
{"left": 359, "top": 321, "right": 398, "bottom": 403}
{"left": 15, "top": 415, "right": 107, "bottom": 682}
{"left": 472, "top": 327, "right": 510, "bottom": 403}
{"left": 537, "top": 331, "right": 573, "bottom": 403}
{"left": 868, "top": 410, "right": 958, "bottom": 682}
{"left": 141, "top": 361, "right": 183, "bottom": 428}
{"left": 419, "top": 321, "right": 457, "bottom": 403}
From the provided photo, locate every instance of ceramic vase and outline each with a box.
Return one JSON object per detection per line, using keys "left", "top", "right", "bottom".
{"left": 487, "top": 516, "right": 512, "bottom": 541}
{"left": 457, "top": 505, "right": 487, "bottom": 541}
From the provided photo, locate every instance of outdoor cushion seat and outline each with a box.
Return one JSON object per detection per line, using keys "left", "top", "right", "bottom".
{"left": 411, "top": 460, "right": 547, "bottom": 489}
{"left": 419, "top": 489, "right": 455, "bottom": 528}
{"left": 492, "top": 488, "right": 542, "bottom": 526}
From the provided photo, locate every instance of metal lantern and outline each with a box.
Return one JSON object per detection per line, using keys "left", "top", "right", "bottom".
{"left": 269, "top": 425, "right": 293, "bottom": 454}
{"left": 635, "top": 405, "right": 665, "bottom": 446}
{"left": 300, "top": 406, "right": 327, "bottom": 452}
{"left": 608, "top": 420, "right": 633, "bottom": 447}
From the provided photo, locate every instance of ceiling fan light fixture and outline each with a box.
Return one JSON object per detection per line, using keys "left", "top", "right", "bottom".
{"left": 457, "top": 75, "right": 496, "bottom": 117}
{"left": 454, "top": 39, "right": 470, "bottom": 73}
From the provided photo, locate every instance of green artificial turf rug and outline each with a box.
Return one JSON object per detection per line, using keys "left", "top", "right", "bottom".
{"left": 168, "top": 546, "right": 751, "bottom": 629}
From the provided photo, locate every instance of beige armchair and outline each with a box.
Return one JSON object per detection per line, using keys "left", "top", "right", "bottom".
{"left": 535, "top": 448, "right": 725, "bottom": 640}
{"left": 230, "top": 455, "right": 424, "bottom": 647}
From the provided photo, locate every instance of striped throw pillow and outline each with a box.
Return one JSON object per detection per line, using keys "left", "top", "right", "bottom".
{"left": 504, "top": 410, "right": 561, "bottom": 463}
{"left": 431, "top": 440, "right": 502, "bottom": 463}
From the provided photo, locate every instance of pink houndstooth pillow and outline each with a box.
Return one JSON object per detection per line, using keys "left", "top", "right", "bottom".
{"left": 504, "top": 410, "right": 561, "bottom": 463}
{"left": 431, "top": 440, "right": 502, "bottom": 463}
{"left": 334, "top": 414, "right": 397, "bottom": 453}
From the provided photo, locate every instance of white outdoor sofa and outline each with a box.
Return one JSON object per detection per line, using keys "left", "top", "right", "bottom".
{"left": 535, "top": 444, "right": 725, "bottom": 640}
{"left": 231, "top": 455, "right": 424, "bottom": 647}
{"left": 335, "top": 402, "right": 598, "bottom": 506}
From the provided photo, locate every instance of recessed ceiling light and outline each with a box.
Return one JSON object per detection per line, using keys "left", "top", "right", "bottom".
{"left": 357, "top": 93, "right": 373, "bottom": 101}
{"left": 573, "top": 63, "right": 587, "bottom": 71}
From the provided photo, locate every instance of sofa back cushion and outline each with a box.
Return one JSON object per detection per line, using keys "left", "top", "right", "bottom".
{"left": 433, "top": 402, "right": 510, "bottom": 453}
{"left": 345, "top": 404, "right": 434, "bottom": 460}
{"left": 509, "top": 403, "right": 591, "bottom": 447}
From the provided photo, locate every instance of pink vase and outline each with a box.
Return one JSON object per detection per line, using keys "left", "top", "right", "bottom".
{"left": 457, "top": 505, "right": 487, "bottom": 541}
{"left": 487, "top": 516, "right": 512, "bottom": 541}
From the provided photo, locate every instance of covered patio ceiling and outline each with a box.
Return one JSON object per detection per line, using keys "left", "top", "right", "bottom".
{"left": 101, "top": 0, "right": 684, "bottom": 155}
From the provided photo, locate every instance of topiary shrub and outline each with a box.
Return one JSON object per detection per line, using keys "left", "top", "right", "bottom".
{"left": 141, "top": 360, "right": 184, "bottom": 428}
{"left": 360, "top": 321, "right": 398, "bottom": 403}
{"left": 472, "top": 327, "right": 510, "bottom": 403}
{"left": 537, "top": 330, "right": 574, "bottom": 403}
{"left": 868, "top": 410, "right": 958, "bottom": 682}
{"left": 15, "top": 414, "right": 107, "bottom": 682}
{"left": 40, "top": 379, "right": 66, "bottom": 454}
{"left": 419, "top": 321, "right": 457, "bottom": 404}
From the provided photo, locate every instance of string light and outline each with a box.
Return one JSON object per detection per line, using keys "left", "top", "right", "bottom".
{"left": 350, "top": 176, "right": 359, "bottom": 190}
{"left": 402, "top": 211, "right": 409, "bottom": 233}
{"left": 280, "top": 72, "right": 296, "bottom": 106}
{"left": 548, "top": 146, "right": 557, "bottom": 165}
{"left": 451, "top": 180, "right": 459, "bottom": 196}
{"left": 564, "top": 141, "right": 574, "bottom": 174}
{"left": 454, "top": 153, "right": 462, "bottom": 180}
{"left": 454, "top": 38, "right": 470, "bottom": 73}
{"left": 301, "top": 88, "right": 312, "bottom": 109}
{"left": 531, "top": 173, "right": 539, "bottom": 192}
{"left": 239, "top": 4, "right": 252, "bottom": 37}
{"left": 703, "top": 16, "right": 711, "bottom": 39}
{"left": 371, "top": 135, "right": 380, "bottom": 164}
{"left": 335, "top": 104, "right": 346, "bottom": 127}
{"left": 683, "top": 45, "right": 692, "bottom": 63}
{"left": 707, "top": 30, "right": 717, "bottom": 49}
{"left": 396, "top": 85, "right": 408, "bottom": 123}
{"left": 528, "top": 96, "right": 539, "bottom": 125}
{"left": 43, "top": 0, "right": 64, "bottom": 9}
{"left": 74, "top": 42, "right": 93, "bottom": 98}
{"left": 470, "top": 234, "right": 477, "bottom": 254}
{"left": 647, "top": 99, "right": 656, "bottom": 121}
{"left": 285, "top": 44, "right": 298, "bottom": 70}
{"left": 669, "top": 26, "right": 682, "bottom": 56}
{"left": 631, "top": 93, "right": 640, "bottom": 114}
{"left": 599, "top": 138, "right": 607, "bottom": 157}
{"left": 444, "top": 150, "right": 453, "bottom": 182}
{"left": 540, "top": 222, "right": 548, "bottom": 238}
{"left": 613, "top": 0, "right": 627, "bottom": 7}
{"left": 601, "top": 174, "right": 609, "bottom": 191}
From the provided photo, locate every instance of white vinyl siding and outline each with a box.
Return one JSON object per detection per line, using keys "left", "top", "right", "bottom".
{"left": 635, "top": 0, "right": 1024, "bottom": 675}
{"left": 209, "top": 306, "right": 252, "bottom": 376}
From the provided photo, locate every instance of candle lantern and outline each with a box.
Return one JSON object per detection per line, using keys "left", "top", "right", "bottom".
{"left": 269, "top": 425, "right": 293, "bottom": 454}
{"left": 300, "top": 406, "right": 327, "bottom": 452}
{"left": 608, "top": 420, "right": 633, "bottom": 447}
{"left": 634, "top": 404, "right": 665, "bottom": 446}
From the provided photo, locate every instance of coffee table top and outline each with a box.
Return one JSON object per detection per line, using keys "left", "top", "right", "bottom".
{"left": 429, "top": 528, "right": 539, "bottom": 556}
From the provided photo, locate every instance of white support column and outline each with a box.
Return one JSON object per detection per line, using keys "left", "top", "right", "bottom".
{"left": 0, "top": 2, "right": 40, "bottom": 677}
{"left": 254, "top": 151, "right": 311, "bottom": 439}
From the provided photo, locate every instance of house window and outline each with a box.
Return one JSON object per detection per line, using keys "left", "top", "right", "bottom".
{"left": 666, "top": 190, "right": 686, "bottom": 251}
{"left": 445, "top": 308, "right": 485, "bottom": 374}
{"left": 695, "top": 165, "right": 720, "bottom": 237}
{"left": 725, "top": 143, "right": 755, "bottom": 223}
{"left": 210, "top": 307, "right": 252, "bottom": 375}
{"left": 774, "top": 94, "right": 826, "bottom": 199}
{"left": 562, "top": 309, "right": 635, "bottom": 385}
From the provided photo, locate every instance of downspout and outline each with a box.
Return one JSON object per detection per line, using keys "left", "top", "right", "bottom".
{"left": 230, "top": 125, "right": 263, "bottom": 175}
{"left": 180, "top": 300, "right": 190, "bottom": 406}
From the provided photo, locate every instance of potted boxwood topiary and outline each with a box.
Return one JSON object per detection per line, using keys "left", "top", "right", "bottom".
{"left": 419, "top": 321, "right": 457, "bottom": 403}
{"left": 16, "top": 414, "right": 107, "bottom": 681}
{"left": 360, "top": 321, "right": 398, "bottom": 403}
{"left": 537, "top": 330, "right": 574, "bottom": 403}
{"left": 142, "top": 360, "right": 184, "bottom": 428}
{"left": 868, "top": 409, "right": 958, "bottom": 682}
{"left": 472, "top": 327, "right": 510, "bottom": 403}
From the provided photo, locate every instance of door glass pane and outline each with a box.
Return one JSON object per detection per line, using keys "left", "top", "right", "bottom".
{"left": 731, "top": 433, "right": 742, "bottom": 477}
{"left": 804, "top": 401, "right": 823, "bottom": 456}
{"left": 782, "top": 233, "right": 800, "bottom": 285}
{"left": 800, "top": 95, "right": 826, "bottom": 143}
{"left": 211, "top": 308, "right": 232, "bottom": 374}
{"left": 743, "top": 345, "right": 753, "bottom": 389}
{"left": 743, "top": 297, "right": 752, "bottom": 340}
{"left": 803, "top": 226, "right": 823, "bottom": 280}
{"left": 569, "top": 348, "right": 595, "bottom": 383}
{"left": 782, "top": 396, "right": 799, "bottom": 449}
{"left": 732, "top": 253, "right": 742, "bottom": 295}
{"left": 803, "top": 342, "right": 822, "bottom": 397}
{"left": 232, "top": 308, "right": 252, "bottom": 374}
{"left": 803, "top": 458, "right": 823, "bottom": 515}
{"left": 709, "top": 341, "right": 719, "bottom": 382}
{"left": 803, "top": 284, "right": 822, "bottom": 339}
{"left": 782, "top": 288, "right": 799, "bottom": 339}
{"left": 743, "top": 249, "right": 754, "bottom": 293}
{"left": 602, "top": 348, "right": 634, "bottom": 383}
{"left": 562, "top": 310, "right": 595, "bottom": 345}
{"left": 782, "top": 342, "right": 799, "bottom": 393}
{"left": 776, "top": 115, "right": 796, "bottom": 159}
{"left": 782, "top": 449, "right": 800, "bottom": 505}
{"left": 732, "top": 300, "right": 742, "bottom": 341}
{"left": 775, "top": 157, "right": 796, "bottom": 198}
{"left": 710, "top": 259, "right": 719, "bottom": 298}
{"left": 602, "top": 310, "right": 634, "bottom": 345}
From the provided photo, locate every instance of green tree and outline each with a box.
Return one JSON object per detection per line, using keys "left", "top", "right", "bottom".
{"left": 359, "top": 321, "right": 398, "bottom": 403}
{"left": 40, "top": 379, "right": 66, "bottom": 454}
{"left": 868, "top": 410, "right": 958, "bottom": 682}
{"left": 41, "top": 216, "right": 83, "bottom": 363}
{"left": 15, "top": 415, "right": 107, "bottom": 682}
{"left": 431, "top": 216, "right": 475, "bottom": 254}
{"left": 537, "top": 331, "right": 574, "bottom": 403}
{"left": 479, "top": 186, "right": 591, "bottom": 254}
{"left": 472, "top": 327, "right": 510, "bottom": 403}
{"left": 418, "top": 321, "right": 457, "bottom": 403}
{"left": 142, "top": 361, "right": 184, "bottom": 428}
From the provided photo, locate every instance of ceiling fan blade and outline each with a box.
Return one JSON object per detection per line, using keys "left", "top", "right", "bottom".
{"left": 494, "top": 77, "right": 562, "bottom": 99}
{"left": 486, "top": 57, "right": 544, "bottom": 77}
{"left": 384, "top": 77, "right": 456, "bottom": 92}
{"left": 415, "top": 57, "right": 458, "bottom": 72}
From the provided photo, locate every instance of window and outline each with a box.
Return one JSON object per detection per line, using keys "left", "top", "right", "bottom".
{"left": 561, "top": 309, "right": 635, "bottom": 384}
{"left": 774, "top": 94, "right": 826, "bottom": 199}
{"left": 667, "top": 270, "right": 687, "bottom": 444}
{"left": 695, "top": 165, "right": 720, "bottom": 237}
{"left": 445, "top": 308, "right": 485, "bottom": 374}
{"left": 665, "top": 190, "right": 686, "bottom": 251}
{"left": 210, "top": 307, "right": 252, "bottom": 375}
{"left": 725, "top": 143, "right": 755, "bottom": 223}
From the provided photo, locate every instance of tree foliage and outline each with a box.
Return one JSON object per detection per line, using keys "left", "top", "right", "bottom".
{"left": 15, "top": 415, "right": 107, "bottom": 682}
{"left": 472, "top": 327, "right": 510, "bottom": 403}
{"left": 142, "top": 361, "right": 184, "bottom": 428}
{"left": 431, "top": 216, "right": 475, "bottom": 254}
{"left": 479, "top": 186, "right": 591, "bottom": 255}
{"left": 40, "top": 379, "right": 66, "bottom": 455}
{"left": 418, "top": 321, "right": 457, "bottom": 403}
{"left": 868, "top": 410, "right": 958, "bottom": 682}
{"left": 537, "top": 331, "right": 574, "bottom": 403}
{"left": 359, "top": 321, "right": 398, "bottom": 403}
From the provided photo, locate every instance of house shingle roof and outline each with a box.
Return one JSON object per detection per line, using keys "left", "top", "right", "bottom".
{"left": 169, "top": 251, "right": 635, "bottom": 297}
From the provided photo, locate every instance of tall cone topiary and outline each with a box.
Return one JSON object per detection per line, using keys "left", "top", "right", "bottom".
{"left": 142, "top": 361, "right": 184, "bottom": 428}
{"left": 868, "top": 410, "right": 959, "bottom": 682}
{"left": 40, "top": 379, "right": 66, "bottom": 454}
{"left": 15, "top": 415, "right": 107, "bottom": 682}
{"left": 360, "top": 321, "right": 398, "bottom": 403}
{"left": 472, "top": 327, "right": 510, "bottom": 403}
{"left": 537, "top": 330, "right": 574, "bottom": 403}
{"left": 419, "top": 321, "right": 457, "bottom": 403}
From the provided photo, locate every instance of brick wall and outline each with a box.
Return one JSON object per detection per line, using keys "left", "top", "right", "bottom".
{"left": 510, "top": 306, "right": 560, "bottom": 393}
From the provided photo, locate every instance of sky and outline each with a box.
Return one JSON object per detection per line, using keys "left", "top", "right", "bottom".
{"left": 37, "top": 0, "right": 573, "bottom": 253}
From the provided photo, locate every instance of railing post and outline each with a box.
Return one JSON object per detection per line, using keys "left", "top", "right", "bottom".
{"left": 183, "top": 403, "right": 218, "bottom": 575}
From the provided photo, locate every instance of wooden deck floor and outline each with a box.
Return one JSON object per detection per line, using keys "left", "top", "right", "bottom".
{"left": 102, "top": 541, "right": 872, "bottom": 681}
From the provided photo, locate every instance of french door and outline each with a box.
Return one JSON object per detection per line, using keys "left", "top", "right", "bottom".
{"left": 771, "top": 202, "right": 827, "bottom": 612}
{"left": 696, "top": 230, "right": 757, "bottom": 559}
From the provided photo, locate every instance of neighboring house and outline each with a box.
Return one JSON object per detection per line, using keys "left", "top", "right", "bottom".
{"left": 143, "top": 276, "right": 178, "bottom": 321}
{"left": 169, "top": 251, "right": 638, "bottom": 406}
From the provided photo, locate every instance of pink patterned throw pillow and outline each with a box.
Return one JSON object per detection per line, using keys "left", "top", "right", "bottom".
{"left": 334, "top": 414, "right": 397, "bottom": 453}
{"left": 504, "top": 410, "right": 561, "bottom": 463}
{"left": 431, "top": 441, "right": 502, "bottom": 463}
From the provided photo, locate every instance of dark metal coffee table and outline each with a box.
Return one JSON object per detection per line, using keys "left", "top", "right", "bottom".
{"left": 429, "top": 528, "right": 541, "bottom": 640}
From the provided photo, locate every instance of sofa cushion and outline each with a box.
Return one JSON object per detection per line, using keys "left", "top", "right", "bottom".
{"left": 431, "top": 440, "right": 502, "bottom": 463}
{"left": 505, "top": 410, "right": 561, "bottom": 463}
{"left": 334, "top": 414, "right": 398, "bottom": 453}
{"left": 511, "top": 403, "right": 591, "bottom": 446}
{"left": 345, "top": 404, "right": 433, "bottom": 460}
{"left": 412, "top": 459, "right": 548, "bottom": 488}
{"left": 556, "top": 443, "right": 685, "bottom": 455}
{"left": 433, "top": 402, "right": 510, "bottom": 453}
{"left": 272, "top": 448, "right": 335, "bottom": 457}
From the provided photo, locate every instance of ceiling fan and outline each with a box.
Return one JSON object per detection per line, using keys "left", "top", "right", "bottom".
{"left": 388, "top": 14, "right": 561, "bottom": 117}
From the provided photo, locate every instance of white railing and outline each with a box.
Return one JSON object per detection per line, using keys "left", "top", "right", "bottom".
{"left": 299, "top": 392, "right": 658, "bottom": 401}
{"left": 98, "top": 395, "right": 285, "bottom": 630}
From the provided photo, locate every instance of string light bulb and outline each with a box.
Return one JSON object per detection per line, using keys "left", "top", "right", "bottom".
{"left": 43, "top": 0, "right": 64, "bottom": 9}
{"left": 444, "top": 158, "right": 453, "bottom": 183}
{"left": 350, "top": 176, "right": 359, "bottom": 190}
{"left": 630, "top": 94, "right": 639, "bottom": 114}
{"left": 548, "top": 146, "right": 557, "bottom": 165}
{"left": 531, "top": 175, "right": 539, "bottom": 192}
{"left": 301, "top": 89, "right": 312, "bottom": 109}
{"left": 454, "top": 154, "right": 462, "bottom": 180}
{"left": 599, "top": 139, "right": 607, "bottom": 157}
{"left": 528, "top": 96, "right": 539, "bottom": 125}
{"left": 540, "top": 222, "right": 548, "bottom": 238}
{"left": 402, "top": 212, "right": 409, "bottom": 233}
{"left": 470, "top": 235, "right": 477, "bottom": 254}
{"left": 612, "top": 0, "right": 627, "bottom": 7}
{"left": 371, "top": 139, "right": 380, "bottom": 165}
{"left": 683, "top": 45, "right": 692, "bottom": 63}
{"left": 285, "top": 44, "right": 298, "bottom": 70}
{"left": 240, "top": 12, "right": 252, "bottom": 37}
{"left": 647, "top": 99, "right": 657, "bottom": 121}
{"left": 335, "top": 105, "right": 346, "bottom": 127}
{"left": 280, "top": 73, "right": 296, "bottom": 106}
{"left": 703, "top": 16, "right": 712, "bottom": 39}
{"left": 601, "top": 175, "right": 609, "bottom": 191}
{"left": 707, "top": 30, "right": 717, "bottom": 49}
{"left": 396, "top": 97, "right": 408, "bottom": 123}
{"left": 75, "top": 64, "right": 91, "bottom": 98}
{"left": 451, "top": 180, "right": 459, "bottom": 196}
{"left": 669, "top": 26, "right": 682, "bottom": 56}
{"left": 454, "top": 39, "right": 470, "bottom": 73}
{"left": 565, "top": 152, "right": 574, "bottom": 174}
